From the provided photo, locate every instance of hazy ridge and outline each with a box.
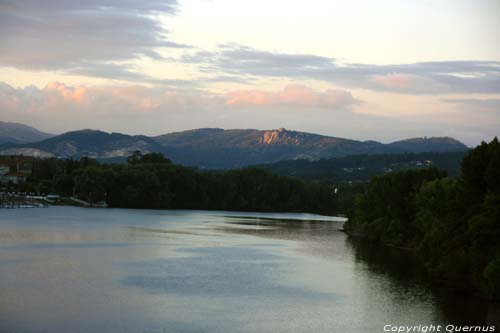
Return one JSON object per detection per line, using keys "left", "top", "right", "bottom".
{"left": 0, "top": 124, "right": 468, "bottom": 168}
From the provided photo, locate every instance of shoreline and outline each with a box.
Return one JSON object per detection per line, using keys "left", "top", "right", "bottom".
{"left": 343, "top": 227, "right": 499, "bottom": 303}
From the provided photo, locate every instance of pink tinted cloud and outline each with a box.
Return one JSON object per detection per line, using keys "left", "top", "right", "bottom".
{"left": 369, "top": 73, "right": 449, "bottom": 94}
{"left": 0, "top": 81, "right": 224, "bottom": 119}
{"left": 40, "top": 82, "right": 167, "bottom": 112}
{"left": 44, "top": 81, "right": 90, "bottom": 104}
{"left": 371, "top": 74, "right": 413, "bottom": 89}
{"left": 226, "top": 85, "right": 359, "bottom": 109}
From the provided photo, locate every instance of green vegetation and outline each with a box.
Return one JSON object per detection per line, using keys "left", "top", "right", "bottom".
{"left": 260, "top": 151, "right": 466, "bottom": 183}
{"left": 12, "top": 151, "right": 336, "bottom": 215}
{"left": 345, "top": 138, "right": 500, "bottom": 299}
{"left": 5, "top": 138, "right": 497, "bottom": 300}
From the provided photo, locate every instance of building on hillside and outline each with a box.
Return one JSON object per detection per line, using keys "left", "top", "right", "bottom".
{"left": 0, "top": 157, "right": 34, "bottom": 184}
{"left": 0, "top": 156, "right": 35, "bottom": 175}
{"left": 0, "top": 165, "right": 9, "bottom": 176}
{"left": 0, "top": 172, "right": 27, "bottom": 184}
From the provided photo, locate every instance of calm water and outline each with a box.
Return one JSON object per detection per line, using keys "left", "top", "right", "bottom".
{"left": 0, "top": 207, "right": 498, "bottom": 333}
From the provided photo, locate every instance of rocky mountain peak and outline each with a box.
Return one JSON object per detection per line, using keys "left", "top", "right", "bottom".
{"left": 261, "top": 128, "right": 300, "bottom": 145}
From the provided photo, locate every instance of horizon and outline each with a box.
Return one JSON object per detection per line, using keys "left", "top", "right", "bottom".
{"left": 2, "top": 120, "right": 477, "bottom": 147}
{"left": 1, "top": 0, "right": 499, "bottom": 146}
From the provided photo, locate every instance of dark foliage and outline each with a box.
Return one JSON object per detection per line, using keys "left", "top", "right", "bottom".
{"left": 14, "top": 151, "right": 337, "bottom": 215}
{"left": 345, "top": 138, "right": 500, "bottom": 299}
{"left": 259, "top": 151, "right": 466, "bottom": 183}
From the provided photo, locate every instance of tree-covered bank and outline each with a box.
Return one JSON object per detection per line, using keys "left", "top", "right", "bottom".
{"left": 260, "top": 151, "right": 466, "bottom": 183}
{"left": 6, "top": 152, "right": 336, "bottom": 215}
{"left": 345, "top": 138, "right": 500, "bottom": 300}
{"left": 4, "top": 139, "right": 499, "bottom": 300}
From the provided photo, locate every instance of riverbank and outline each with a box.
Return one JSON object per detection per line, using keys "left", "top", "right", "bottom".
{"left": 0, "top": 193, "right": 49, "bottom": 208}
{"left": 0, "top": 192, "right": 110, "bottom": 209}
{"left": 7, "top": 153, "right": 337, "bottom": 215}
{"left": 343, "top": 225, "right": 500, "bottom": 302}
{"left": 344, "top": 139, "right": 500, "bottom": 301}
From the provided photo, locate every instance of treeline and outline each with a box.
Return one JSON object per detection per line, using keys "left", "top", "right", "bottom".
{"left": 259, "top": 151, "right": 466, "bottom": 183}
{"left": 345, "top": 138, "right": 500, "bottom": 299}
{"left": 16, "top": 152, "right": 336, "bottom": 215}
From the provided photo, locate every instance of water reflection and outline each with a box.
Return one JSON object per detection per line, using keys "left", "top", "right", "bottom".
{"left": 0, "top": 207, "right": 498, "bottom": 333}
{"left": 221, "top": 216, "right": 500, "bottom": 328}
{"left": 347, "top": 239, "right": 498, "bottom": 326}
{"left": 122, "top": 246, "right": 335, "bottom": 300}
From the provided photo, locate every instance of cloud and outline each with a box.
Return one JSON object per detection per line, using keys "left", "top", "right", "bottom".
{"left": 442, "top": 97, "right": 500, "bottom": 107}
{"left": 0, "top": 82, "right": 360, "bottom": 121}
{"left": 0, "top": 0, "right": 185, "bottom": 81}
{"left": 368, "top": 73, "right": 448, "bottom": 93}
{"left": 0, "top": 81, "right": 217, "bottom": 115}
{"left": 225, "top": 85, "right": 360, "bottom": 109}
{"left": 0, "top": 81, "right": 230, "bottom": 135}
{"left": 183, "top": 44, "right": 500, "bottom": 95}
{"left": 0, "top": 81, "right": 498, "bottom": 146}
{"left": 441, "top": 98, "right": 500, "bottom": 118}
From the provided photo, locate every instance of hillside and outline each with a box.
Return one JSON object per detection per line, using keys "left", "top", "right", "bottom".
{"left": 388, "top": 137, "right": 468, "bottom": 153}
{"left": 259, "top": 151, "right": 467, "bottom": 183}
{"left": 0, "top": 121, "right": 53, "bottom": 144}
{"left": 0, "top": 130, "right": 164, "bottom": 159}
{"left": 0, "top": 124, "right": 469, "bottom": 167}
{"left": 155, "top": 128, "right": 468, "bottom": 168}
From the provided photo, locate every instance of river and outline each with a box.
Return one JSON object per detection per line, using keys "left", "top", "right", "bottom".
{"left": 0, "top": 207, "right": 498, "bottom": 332}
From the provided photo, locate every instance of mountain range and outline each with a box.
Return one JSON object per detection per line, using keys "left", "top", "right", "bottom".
{"left": 0, "top": 122, "right": 469, "bottom": 168}
{"left": 0, "top": 121, "right": 54, "bottom": 144}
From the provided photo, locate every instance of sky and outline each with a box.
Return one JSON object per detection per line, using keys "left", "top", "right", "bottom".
{"left": 0, "top": 0, "right": 499, "bottom": 146}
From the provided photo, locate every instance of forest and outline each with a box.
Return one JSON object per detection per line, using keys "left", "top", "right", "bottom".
{"left": 345, "top": 138, "right": 500, "bottom": 299}
{"left": 8, "top": 152, "right": 336, "bottom": 215}
{"left": 5, "top": 139, "right": 499, "bottom": 299}
{"left": 259, "top": 151, "right": 466, "bottom": 183}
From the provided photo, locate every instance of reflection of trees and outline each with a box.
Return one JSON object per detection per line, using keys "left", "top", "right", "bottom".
{"left": 347, "top": 237, "right": 497, "bottom": 326}
{"left": 346, "top": 138, "right": 500, "bottom": 301}
{"left": 347, "top": 237, "right": 430, "bottom": 281}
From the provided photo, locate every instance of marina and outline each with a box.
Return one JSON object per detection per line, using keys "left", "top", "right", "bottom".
{"left": 0, "top": 192, "right": 49, "bottom": 208}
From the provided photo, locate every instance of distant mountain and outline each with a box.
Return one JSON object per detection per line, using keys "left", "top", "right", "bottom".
{"left": 388, "top": 137, "right": 468, "bottom": 153}
{"left": 155, "top": 128, "right": 468, "bottom": 168}
{"left": 0, "top": 129, "right": 164, "bottom": 159}
{"left": 0, "top": 124, "right": 469, "bottom": 168}
{"left": 0, "top": 121, "right": 53, "bottom": 144}
{"left": 155, "top": 128, "right": 381, "bottom": 168}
